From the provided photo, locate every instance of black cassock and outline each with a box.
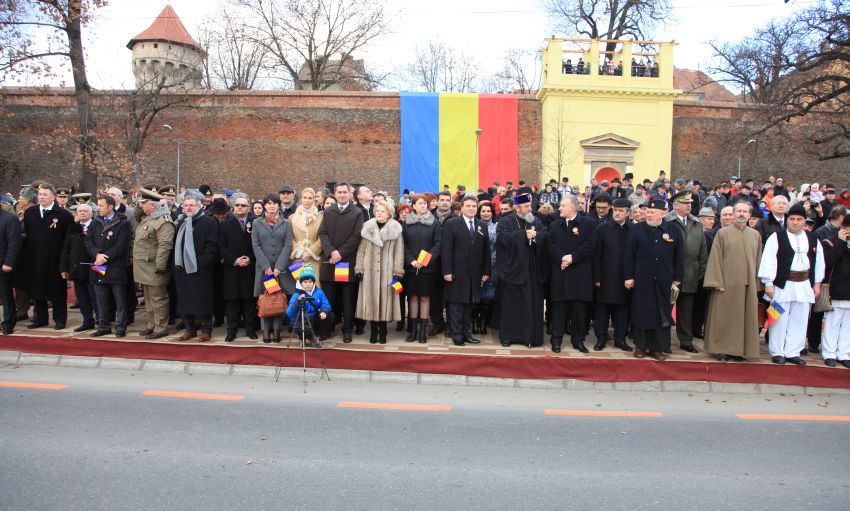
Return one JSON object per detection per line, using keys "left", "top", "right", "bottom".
{"left": 495, "top": 213, "right": 548, "bottom": 346}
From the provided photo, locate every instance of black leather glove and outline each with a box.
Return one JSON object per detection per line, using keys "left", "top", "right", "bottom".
{"left": 356, "top": 273, "right": 363, "bottom": 282}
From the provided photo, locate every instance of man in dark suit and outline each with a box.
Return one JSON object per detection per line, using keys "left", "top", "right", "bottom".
{"left": 22, "top": 183, "right": 74, "bottom": 329}
{"left": 218, "top": 193, "right": 258, "bottom": 341}
{"left": 548, "top": 195, "right": 598, "bottom": 353}
{"left": 86, "top": 194, "right": 132, "bottom": 337}
{"left": 592, "top": 198, "right": 632, "bottom": 351}
{"left": 0, "top": 205, "right": 22, "bottom": 334}
{"left": 441, "top": 195, "right": 491, "bottom": 346}
{"left": 318, "top": 182, "right": 364, "bottom": 343}
{"left": 588, "top": 192, "right": 613, "bottom": 225}
{"left": 60, "top": 203, "right": 96, "bottom": 333}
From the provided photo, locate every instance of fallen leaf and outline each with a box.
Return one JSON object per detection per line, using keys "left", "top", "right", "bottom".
{"left": 245, "top": 460, "right": 253, "bottom": 465}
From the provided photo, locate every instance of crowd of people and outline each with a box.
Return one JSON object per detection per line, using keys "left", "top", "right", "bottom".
{"left": 0, "top": 171, "right": 848, "bottom": 369}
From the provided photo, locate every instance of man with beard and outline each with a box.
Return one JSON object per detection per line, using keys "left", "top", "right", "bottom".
{"left": 278, "top": 185, "right": 298, "bottom": 220}
{"left": 495, "top": 192, "right": 548, "bottom": 348}
{"left": 703, "top": 201, "right": 763, "bottom": 361}
{"left": 592, "top": 198, "right": 632, "bottom": 351}
{"left": 624, "top": 199, "right": 684, "bottom": 361}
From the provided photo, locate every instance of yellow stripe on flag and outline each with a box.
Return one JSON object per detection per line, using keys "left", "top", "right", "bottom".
{"left": 439, "top": 93, "right": 479, "bottom": 192}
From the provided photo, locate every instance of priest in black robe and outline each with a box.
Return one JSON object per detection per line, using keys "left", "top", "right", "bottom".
{"left": 495, "top": 193, "right": 548, "bottom": 347}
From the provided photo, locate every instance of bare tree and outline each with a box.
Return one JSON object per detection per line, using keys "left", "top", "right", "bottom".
{"left": 708, "top": 0, "right": 849, "bottom": 160}
{"left": 545, "top": 102, "right": 576, "bottom": 182}
{"left": 406, "top": 40, "right": 480, "bottom": 93}
{"left": 544, "top": 0, "right": 672, "bottom": 54}
{"left": 0, "top": 0, "right": 106, "bottom": 191}
{"left": 198, "top": 7, "right": 270, "bottom": 90}
{"left": 494, "top": 48, "right": 542, "bottom": 94}
{"left": 237, "top": 0, "right": 389, "bottom": 90}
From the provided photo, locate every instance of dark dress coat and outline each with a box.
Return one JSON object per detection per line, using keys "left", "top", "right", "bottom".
{"left": 60, "top": 222, "right": 92, "bottom": 282}
{"left": 22, "top": 202, "right": 74, "bottom": 300}
{"left": 318, "top": 203, "right": 364, "bottom": 282}
{"left": 623, "top": 220, "right": 684, "bottom": 330}
{"left": 758, "top": 213, "right": 784, "bottom": 244}
{"left": 85, "top": 213, "right": 132, "bottom": 285}
{"left": 0, "top": 209, "right": 22, "bottom": 271}
{"left": 593, "top": 219, "right": 631, "bottom": 305}
{"left": 826, "top": 235, "right": 850, "bottom": 300}
{"left": 173, "top": 212, "right": 219, "bottom": 316}
{"left": 219, "top": 215, "right": 255, "bottom": 300}
{"left": 402, "top": 213, "right": 442, "bottom": 275}
{"left": 548, "top": 215, "right": 598, "bottom": 302}
{"left": 440, "top": 216, "right": 491, "bottom": 304}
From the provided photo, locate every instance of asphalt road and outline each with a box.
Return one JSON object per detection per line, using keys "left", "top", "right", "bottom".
{"left": 1, "top": 365, "right": 849, "bottom": 511}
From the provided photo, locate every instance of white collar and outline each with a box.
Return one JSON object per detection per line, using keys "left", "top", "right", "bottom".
{"left": 463, "top": 216, "right": 475, "bottom": 223}
{"left": 41, "top": 202, "right": 55, "bottom": 212}
{"left": 337, "top": 202, "right": 349, "bottom": 211}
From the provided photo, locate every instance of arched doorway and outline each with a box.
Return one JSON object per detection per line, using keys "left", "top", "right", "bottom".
{"left": 594, "top": 166, "right": 622, "bottom": 183}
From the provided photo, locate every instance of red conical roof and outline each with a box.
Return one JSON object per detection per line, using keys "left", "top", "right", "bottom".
{"left": 127, "top": 5, "right": 201, "bottom": 51}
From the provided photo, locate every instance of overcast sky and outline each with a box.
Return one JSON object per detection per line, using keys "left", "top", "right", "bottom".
{"left": 12, "top": 0, "right": 816, "bottom": 90}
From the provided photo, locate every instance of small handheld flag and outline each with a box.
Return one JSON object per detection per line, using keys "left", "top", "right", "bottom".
{"left": 416, "top": 250, "right": 432, "bottom": 267}
{"left": 263, "top": 275, "right": 281, "bottom": 294}
{"left": 334, "top": 262, "right": 350, "bottom": 282}
{"left": 288, "top": 261, "right": 303, "bottom": 280}
{"left": 390, "top": 278, "right": 403, "bottom": 295}
{"left": 90, "top": 265, "right": 107, "bottom": 276}
{"left": 764, "top": 300, "right": 785, "bottom": 328}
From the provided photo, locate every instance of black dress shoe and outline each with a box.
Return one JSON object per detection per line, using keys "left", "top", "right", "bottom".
{"left": 27, "top": 322, "right": 48, "bottom": 329}
{"left": 825, "top": 358, "right": 837, "bottom": 368}
{"left": 841, "top": 360, "right": 850, "bottom": 369}
{"left": 114, "top": 331, "right": 126, "bottom": 338}
{"left": 680, "top": 345, "right": 698, "bottom": 353}
{"left": 2, "top": 327, "right": 13, "bottom": 335}
{"left": 145, "top": 332, "right": 169, "bottom": 340}
{"left": 73, "top": 323, "right": 95, "bottom": 333}
{"left": 715, "top": 354, "right": 729, "bottom": 361}
{"left": 771, "top": 356, "right": 786, "bottom": 365}
{"left": 463, "top": 336, "right": 481, "bottom": 344}
{"left": 354, "top": 325, "right": 365, "bottom": 336}
{"left": 53, "top": 324, "right": 66, "bottom": 330}
{"left": 224, "top": 332, "right": 236, "bottom": 342}
{"left": 615, "top": 342, "right": 633, "bottom": 352}
{"left": 551, "top": 344, "right": 561, "bottom": 353}
{"left": 246, "top": 331, "right": 258, "bottom": 340}
{"left": 452, "top": 339, "right": 466, "bottom": 346}
{"left": 91, "top": 329, "right": 112, "bottom": 337}
{"left": 800, "top": 348, "right": 809, "bottom": 356}
{"left": 138, "top": 329, "right": 154, "bottom": 336}
{"left": 730, "top": 356, "right": 746, "bottom": 362}
{"left": 785, "top": 356, "right": 806, "bottom": 366}
{"left": 343, "top": 332, "right": 353, "bottom": 343}
{"left": 663, "top": 349, "right": 673, "bottom": 354}
{"left": 593, "top": 342, "right": 606, "bottom": 351}
{"left": 573, "top": 343, "right": 589, "bottom": 353}
{"left": 500, "top": 341, "right": 511, "bottom": 347}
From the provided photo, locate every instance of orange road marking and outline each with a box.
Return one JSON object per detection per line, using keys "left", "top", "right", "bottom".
{"left": 0, "top": 381, "right": 67, "bottom": 390}
{"left": 143, "top": 390, "right": 244, "bottom": 401}
{"left": 545, "top": 409, "right": 663, "bottom": 417}
{"left": 337, "top": 401, "right": 451, "bottom": 411}
{"left": 737, "top": 414, "right": 850, "bottom": 422}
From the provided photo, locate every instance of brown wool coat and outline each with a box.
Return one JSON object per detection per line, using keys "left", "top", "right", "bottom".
{"left": 355, "top": 219, "right": 405, "bottom": 322}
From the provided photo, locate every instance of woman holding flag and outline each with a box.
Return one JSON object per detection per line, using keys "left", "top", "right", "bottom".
{"left": 402, "top": 195, "right": 442, "bottom": 343}
{"left": 252, "top": 193, "right": 294, "bottom": 343}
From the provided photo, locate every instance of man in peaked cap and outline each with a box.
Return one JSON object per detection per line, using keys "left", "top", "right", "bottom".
{"left": 133, "top": 188, "right": 175, "bottom": 339}
{"left": 198, "top": 184, "right": 213, "bottom": 207}
{"left": 55, "top": 188, "right": 71, "bottom": 209}
{"left": 592, "top": 197, "right": 633, "bottom": 352}
{"left": 70, "top": 192, "right": 93, "bottom": 207}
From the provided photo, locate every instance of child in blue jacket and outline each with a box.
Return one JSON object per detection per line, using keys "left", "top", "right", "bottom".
{"left": 286, "top": 267, "right": 334, "bottom": 340}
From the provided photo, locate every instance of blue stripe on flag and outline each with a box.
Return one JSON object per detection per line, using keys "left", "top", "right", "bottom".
{"left": 400, "top": 92, "right": 439, "bottom": 196}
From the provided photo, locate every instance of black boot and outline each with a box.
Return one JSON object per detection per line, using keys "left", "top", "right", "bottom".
{"left": 378, "top": 321, "right": 387, "bottom": 344}
{"left": 369, "top": 322, "right": 378, "bottom": 344}
{"left": 418, "top": 319, "right": 428, "bottom": 344}
{"left": 479, "top": 305, "right": 488, "bottom": 335}
{"left": 263, "top": 330, "right": 272, "bottom": 343}
{"left": 225, "top": 329, "right": 236, "bottom": 342}
{"left": 471, "top": 310, "right": 480, "bottom": 334}
{"left": 395, "top": 318, "right": 405, "bottom": 332}
{"left": 406, "top": 317, "right": 417, "bottom": 342}
{"left": 273, "top": 330, "right": 282, "bottom": 343}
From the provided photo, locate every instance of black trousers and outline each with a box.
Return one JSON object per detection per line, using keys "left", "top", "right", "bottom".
{"left": 594, "top": 302, "right": 629, "bottom": 345}
{"left": 447, "top": 301, "right": 472, "bottom": 341}
{"left": 429, "top": 279, "right": 446, "bottom": 329}
{"left": 807, "top": 310, "right": 824, "bottom": 351}
{"left": 292, "top": 311, "right": 335, "bottom": 339}
{"left": 184, "top": 315, "right": 212, "bottom": 334}
{"left": 94, "top": 283, "right": 127, "bottom": 333}
{"left": 33, "top": 289, "right": 67, "bottom": 326}
{"left": 692, "top": 283, "right": 709, "bottom": 338}
{"left": 675, "top": 292, "right": 696, "bottom": 347}
{"left": 551, "top": 300, "right": 588, "bottom": 346}
{"left": 73, "top": 279, "right": 96, "bottom": 326}
{"left": 0, "top": 273, "right": 15, "bottom": 331}
{"left": 321, "top": 281, "right": 355, "bottom": 333}
{"left": 225, "top": 298, "right": 257, "bottom": 334}
{"left": 635, "top": 327, "right": 671, "bottom": 353}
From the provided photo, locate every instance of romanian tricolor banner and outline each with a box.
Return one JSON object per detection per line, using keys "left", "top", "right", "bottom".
{"left": 90, "top": 265, "right": 107, "bottom": 276}
{"left": 334, "top": 262, "right": 350, "bottom": 282}
{"left": 400, "top": 93, "right": 518, "bottom": 195}
{"left": 764, "top": 300, "right": 785, "bottom": 328}
{"left": 416, "top": 250, "right": 432, "bottom": 267}
{"left": 390, "top": 278, "right": 403, "bottom": 295}
{"left": 288, "top": 261, "right": 303, "bottom": 280}
{"left": 263, "top": 275, "right": 281, "bottom": 294}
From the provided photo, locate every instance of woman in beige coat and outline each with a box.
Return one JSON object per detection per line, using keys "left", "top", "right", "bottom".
{"left": 290, "top": 187, "right": 323, "bottom": 286}
{"left": 355, "top": 201, "right": 405, "bottom": 344}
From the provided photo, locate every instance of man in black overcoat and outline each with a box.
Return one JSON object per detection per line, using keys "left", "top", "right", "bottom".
{"left": 495, "top": 193, "right": 548, "bottom": 347}
{"left": 548, "top": 195, "right": 597, "bottom": 353}
{"left": 86, "top": 195, "right": 132, "bottom": 337}
{"left": 441, "top": 195, "right": 491, "bottom": 346}
{"left": 592, "top": 198, "right": 633, "bottom": 351}
{"left": 22, "top": 183, "right": 74, "bottom": 329}
{"left": 624, "top": 199, "right": 684, "bottom": 361}
{"left": 0, "top": 205, "right": 22, "bottom": 334}
{"left": 218, "top": 193, "right": 258, "bottom": 341}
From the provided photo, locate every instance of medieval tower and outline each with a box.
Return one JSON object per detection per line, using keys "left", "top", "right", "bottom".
{"left": 127, "top": 5, "right": 204, "bottom": 89}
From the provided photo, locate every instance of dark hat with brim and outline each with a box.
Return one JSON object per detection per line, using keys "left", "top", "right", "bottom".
{"left": 70, "top": 192, "right": 92, "bottom": 205}
{"left": 278, "top": 185, "right": 295, "bottom": 194}
{"left": 56, "top": 187, "right": 71, "bottom": 198}
{"left": 160, "top": 185, "right": 177, "bottom": 196}
{"left": 207, "top": 197, "right": 231, "bottom": 214}
{"left": 138, "top": 188, "right": 163, "bottom": 202}
{"left": 647, "top": 199, "right": 667, "bottom": 211}
{"left": 199, "top": 184, "right": 213, "bottom": 197}
{"left": 787, "top": 202, "right": 807, "bottom": 219}
{"left": 612, "top": 198, "right": 631, "bottom": 208}
{"left": 672, "top": 190, "right": 693, "bottom": 203}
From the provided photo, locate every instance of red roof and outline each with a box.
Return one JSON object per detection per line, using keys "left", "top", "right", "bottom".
{"left": 127, "top": 5, "right": 201, "bottom": 50}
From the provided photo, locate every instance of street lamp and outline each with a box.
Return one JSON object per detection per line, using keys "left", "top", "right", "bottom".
{"left": 474, "top": 128, "right": 482, "bottom": 192}
{"left": 737, "top": 139, "right": 757, "bottom": 177}
{"left": 162, "top": 124, "right": 181, "bottom": 192}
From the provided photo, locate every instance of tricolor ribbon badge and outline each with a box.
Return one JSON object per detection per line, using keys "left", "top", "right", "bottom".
{"left": 263, "top": 274, "right": 281, "bottom": 294}
{"left": 764, "top": 300, "right": 785, "bottom": 328}
{"left": 390, "top": 278, "right": 403, "bottom": 295}
{"left": 416, "top": 250, "right": 432, "bottom": 267}
{"left": 334, "top": 262, "right": 350, "bottom": 282}
{"left": 288, "top": 261, "right": 303, "bottom": 279}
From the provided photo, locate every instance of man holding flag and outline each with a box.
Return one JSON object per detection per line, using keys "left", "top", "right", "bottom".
{"left": 758, "top": 202, "right": 825, "bottom": 365}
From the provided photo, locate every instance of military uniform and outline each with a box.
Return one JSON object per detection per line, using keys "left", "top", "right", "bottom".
{"left": 133, "top": 189, "right": 175, "bottom": 338}
{"left": 56, "top": 188, "right": 71, "bottom": 209}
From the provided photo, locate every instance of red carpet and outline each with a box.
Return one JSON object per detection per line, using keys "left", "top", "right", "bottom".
{"left": 2, "top": 335, "right": 849, "bottom": 389}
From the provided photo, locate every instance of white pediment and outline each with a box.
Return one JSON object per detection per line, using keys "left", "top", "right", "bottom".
{"left": 580, "top": 133, "right": 641, "bottom": 149}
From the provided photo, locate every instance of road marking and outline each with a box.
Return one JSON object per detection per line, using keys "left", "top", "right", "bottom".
{"left": 143, "top": 390, "right": 244, "bottom": 401}
{"left": 545, "top": 409, "right": 663, "bottom": 417}
{"left": 0, "top": 381, "right": 67, "bottom": 390}
{"left": 337, "top": 401, "right": 451, "bottom": 411}
{"left": 737, "top": 414, "right": 850, "bottom": 422}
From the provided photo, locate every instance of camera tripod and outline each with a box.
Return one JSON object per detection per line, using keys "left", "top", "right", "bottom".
{"left": 277, "top": 295, "right": 330, "bottom": 391}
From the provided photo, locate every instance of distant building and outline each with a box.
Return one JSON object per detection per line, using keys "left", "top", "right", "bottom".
{"left": 296, "top": 58, "right": 372, "bottom": 91}
{"left": 127, "top": 5, "right": 205, "bottom": 90}
{"left": 673, "top": 68, "right": 738, "bottom": 103}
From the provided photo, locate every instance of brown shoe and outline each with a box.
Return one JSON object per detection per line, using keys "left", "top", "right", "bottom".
{"left": 634, "top": 350, "right": 646, "bottom": 359}
{"left": 651, "top": 351, "right": 669, "bottom": 362}
{"left": 199, "top": 332, "right": 211, "bottom": 342}
{"left": 178, "top": 331, "right": 196, "bottom": 341}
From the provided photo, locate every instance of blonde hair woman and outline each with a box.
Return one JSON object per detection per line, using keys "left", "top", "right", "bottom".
{"left": 290, "top": 187, "right": 323, "bottom": 286}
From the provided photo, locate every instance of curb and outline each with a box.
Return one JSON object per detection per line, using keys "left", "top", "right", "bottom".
{"left": 2, "top": 349, "right": 850, "bottom": 396}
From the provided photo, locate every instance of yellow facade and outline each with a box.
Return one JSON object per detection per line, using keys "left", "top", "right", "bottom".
{"left": 538, "top": 39, "right": 681, "bottom": 188}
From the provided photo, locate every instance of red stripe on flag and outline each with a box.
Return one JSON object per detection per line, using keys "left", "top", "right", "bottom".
{"left": 478, "top": 94, "right": 518, "bottom": 189}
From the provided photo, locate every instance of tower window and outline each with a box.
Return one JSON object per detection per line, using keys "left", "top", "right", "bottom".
{"left": 154, "top": 43, "right": 158, "bottom": 49}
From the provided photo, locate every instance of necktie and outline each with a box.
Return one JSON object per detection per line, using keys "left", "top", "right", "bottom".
{"left": 468, "top": 220, "right": 475, "bottom": 240}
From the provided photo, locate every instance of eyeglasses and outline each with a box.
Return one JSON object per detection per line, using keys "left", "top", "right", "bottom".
{"left": 234, "top": 203, "right": 249, "bottom": 207}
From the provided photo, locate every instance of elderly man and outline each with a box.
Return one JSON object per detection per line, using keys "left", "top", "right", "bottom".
{"left": 758, "top": 203, "right": 825, "bottom": 365}
{"left": 86, "top": 194, "right": 132, "bottom": 338}
{"left": 173, "top": 190, "right": 220, "bottom": 342}
{"left": 758, "top": 194, "right": 788, "bottom": 244}
{"left": 665, "top": 190, "right": 708, "bottom": 353}
{"left": 624, "top": 199, "right": 684, "bottom": 361}
{"left": 495, "top": 192, "right": 548, "bottom": 348}
{"left": 0, "top": 200, "right": 21, "bottom": 334}
{"left": 703, "top": 202, "right": 763, "bottom": 361}
{"left": 133, "top": 188, "right": 175, "bottom": 340}
{"left": 719, "top": 205, "right": 735, "bottom": 229}
{"left": 218, "top": 192, "right": 258, "bottom": 341}
{"left": 22, "top": 183, "right": 74, "bottom": 329}
{"left": 60, "top": 203, "right": 96, "bottom": 332}
{"left": 106, "top": 186, "right": 138, "bottom": 324}
{"left": 593, "top": 197, "right": 633, "bottom": 351}
{"left": 548, "top": 195, "right": 597, "bottom": 353}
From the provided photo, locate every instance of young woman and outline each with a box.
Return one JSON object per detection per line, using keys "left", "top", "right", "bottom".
{"left": 290, "top": 187, "right": 323, "bottom": 285}
{"left": 251, "top": 200, "right": 264, "bottom": 218}
{"left": 401, "top": 195, "right": 441, "bottom": 343}
{"left": 473, "top": 201, "right": 497, "bottom": 335}
{"left": 251, "top": 194, "right": 293, "bottom": 343}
